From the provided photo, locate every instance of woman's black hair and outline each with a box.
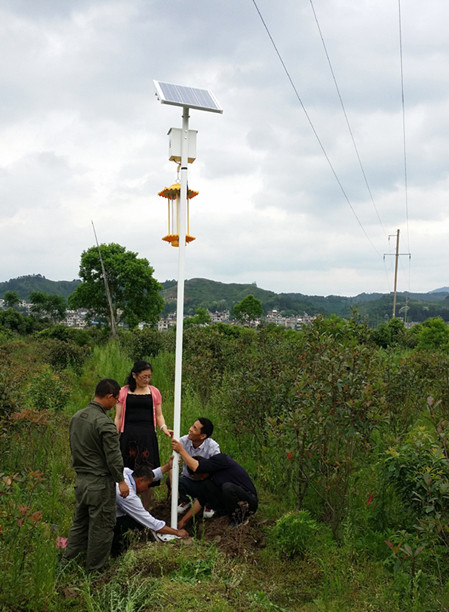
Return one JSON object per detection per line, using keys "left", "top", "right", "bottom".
{"left": 126, "top": 360, "right": 153, "bottom": 391}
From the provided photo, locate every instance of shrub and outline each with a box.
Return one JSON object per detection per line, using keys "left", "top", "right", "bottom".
{"left": 384, "top": 425, "right": 449, "bottom": 519}
{"left": 0, "top": 309, "right": 36, "bottom": 334}
{"left": 121, "top": 328, "right": 163, "bottom": 361}
{"left": 0, "top": 350, "right": 25, "bottom": 417}
{"left": 25, "top": 365, "right": 73, "bottom": 412}
{"left": 0, "top": 368, "right": 21, "bottom": 416}
{"left": 38, "top": 338, "right": 91, "bottom": 374}
{"left": 269, "top": 510, "right": 318, "bottom": 558}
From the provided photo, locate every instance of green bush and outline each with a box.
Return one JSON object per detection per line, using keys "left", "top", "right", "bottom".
{"left": 37, "top": 324, "right": 94, "bottom": 347}
{"left": 0, "top": 368, "right": 22, "bottom": 416}
{"left": 121, "top": 328, "right": 163, "bottom": 361}
{"left": 269, "top": 510, "right": 318, "bottom": 558}
{"left": 384, "top": 425, "right": 449, "bottom": 519}
{"left": 39, "top": 338, "right": 91, "bottom": 374}
{"left": 25, "top": 365, "right": 73, "bottom": 412}
{"left": 0, "top": 349, "right": 25, "bottom": 416}
{"left": 0, "top": 309, "right": 36, "bottom": 334}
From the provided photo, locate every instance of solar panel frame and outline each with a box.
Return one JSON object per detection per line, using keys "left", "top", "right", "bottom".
{"left": 154, "top": 80, "right": 223, "bottom": 114}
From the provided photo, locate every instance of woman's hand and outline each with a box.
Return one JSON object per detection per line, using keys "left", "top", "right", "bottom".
{"left": 160, "top": 424, "right": 174, "bottom": 437}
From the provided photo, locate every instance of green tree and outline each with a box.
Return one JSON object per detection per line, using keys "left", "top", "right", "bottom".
{"left": 3, "top": 291, "right": 21, "bottom": 310}
{"left": 417, "top": 317, "right": 449, "bottom": 352}
{"left": 372, "top": 317, "right": 406, "bottom": 348}
{"left": 68, "top": 243, "right": 164, "bottom": 330}
{"left": 29, "top": 291, "right": 66, "bottom": 323}
{"left": 233, "top": 294, "right": 263, "bottom": 325}
{"left": 0, "top": 309, "right": 35, "bottom": 334}
{"left": 184, "top": 307, "right": 211, "bottom": 329}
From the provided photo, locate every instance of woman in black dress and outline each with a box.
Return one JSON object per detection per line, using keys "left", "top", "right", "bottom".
{"left": 115, "top": 360, "right": 173, "bottom": 509}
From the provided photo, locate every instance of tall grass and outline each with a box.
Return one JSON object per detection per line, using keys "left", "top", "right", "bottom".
{"left": 91, "top": 340, "right": 132, "bottom": 386}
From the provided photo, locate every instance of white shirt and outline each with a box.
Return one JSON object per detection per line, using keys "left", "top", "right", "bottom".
{"left": 116, "top": 467, "right": 165, "bottom": 532}
{"left": 179, "top": 435, "right": 220, "bottom": 479}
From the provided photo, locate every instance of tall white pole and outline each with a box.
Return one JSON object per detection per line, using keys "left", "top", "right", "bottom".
{"left": 170, "top": 106, "right": 189, "bottom": 528}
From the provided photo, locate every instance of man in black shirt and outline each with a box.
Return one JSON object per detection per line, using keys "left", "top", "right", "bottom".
{"left": 171, "top": 440, "right": 258, "bottom": 528}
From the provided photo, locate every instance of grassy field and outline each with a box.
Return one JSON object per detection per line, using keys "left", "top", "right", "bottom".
{"left": 2, "top": 325, "right": 449, "bottom": 610}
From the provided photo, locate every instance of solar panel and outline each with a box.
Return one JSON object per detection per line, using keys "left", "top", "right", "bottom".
{"left": 154, "top": 80, "right": 223, "bottom": 114}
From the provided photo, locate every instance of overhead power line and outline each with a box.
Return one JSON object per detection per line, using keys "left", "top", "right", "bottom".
{"left": 251, "top": 0, "right": 382, "bottom": 258}
{"left": 309, "top": 0, "right": 387, "bottom": 238}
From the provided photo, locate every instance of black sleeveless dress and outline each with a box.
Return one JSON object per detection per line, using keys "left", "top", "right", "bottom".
{"left": 119, "top": 393, "right": 160, "bottom": 486}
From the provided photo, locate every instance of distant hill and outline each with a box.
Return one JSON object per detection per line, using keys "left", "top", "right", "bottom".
{"left": 0, "top": 275, "right": 80, "bottom": 300}
{"left": 162, "top": 278, "right": 449, "bottom": 323}
{"left": 161, "top": 278, "right": 276, "bottom": 314}
{"left": 430, "top": 287, "right": 449, "bottom": 294}
{"left": 2, "top": 274, "right": 449, "bottom": 323}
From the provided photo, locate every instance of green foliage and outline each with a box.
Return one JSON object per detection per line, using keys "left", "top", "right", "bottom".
{"left": 37, "top": 323, "right": 94, "bottom": 347}
{"left": 385, "top": 425, "right": 449, "bottom": 517}
{"left": 233, "top": 294, "right": 264, "bottom": 324}
{"left": 308, "top": 311, "right": 372, "bottom": 344}
{"left": 372, "top": 317, "right": 407, "bottom": 348}
{"left": 25, "top": 365, "right": 73, "bottom": 412}
{"left": 161, "top": 277, "right": 275, "bottom": 316}
{"left": 379, "top": 350, "right": 449, "bottom": 434}
{"left": 0, "top": 408, "right": 74, "bottom": 610}
{"left": 0, "top": 274, "right": 80, "bottom": 300}
{"left": 69, "top": 243, "right": 164, "bottom": 329}
{"left": 3, "top": 290, "right": 20, "bottom": 309}
{"left": 269, "top": 510, "right": 318, "bottom": 558}
{"left": 215, "top": 326, "right": 297, "bottom": 448}
{"left": 170, "top": 545, "right": 218, "bottom": 583}
{"left": 120, "top": 328, "right": 163, "bottom": 361}
{"left": 0, "top": 361, "right": 23, "bottom": 416}
{"left": 79, "top": 575, "right": 156, "bottom": 612}
{"left": 416, "top": 317, "right": 449, "bottom": 352}
{"left": 5, "top": 318, "right": 449, "bottom": 609}
{"left": 38, "top": 338, "right": 91, "bottom": 374}
{"left": 280, "top": 329, "right": 384, "bottom": 537}
{"left": 0, "top": 308, "right": 36, "bottom": 334}
{"left": 183, "top": 325, "right": 237, "bottom": 408}
{"left": 160, "top": 277, "right": 449, "bottom": 322}
{"left": 184, "top": 307, "right": 212, "bottom": 329}
{"left": 29, "top": 290, "right": 67, "bottom": 323}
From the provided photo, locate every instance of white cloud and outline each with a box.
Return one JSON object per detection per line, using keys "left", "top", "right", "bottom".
{"left": 0, "top": 0, "right": 448, "bottom": 296}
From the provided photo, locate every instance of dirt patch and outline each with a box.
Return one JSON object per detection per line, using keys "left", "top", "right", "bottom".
{"left": 151, "top": 498, "right": 267, "bottom": 557}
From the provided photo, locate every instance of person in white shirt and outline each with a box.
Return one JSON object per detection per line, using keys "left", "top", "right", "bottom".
{"left": 112, "top": 460, "right": 188, "bottom": 554}
{"left": 177, "top": 418, "right": 220, "bottom": 516}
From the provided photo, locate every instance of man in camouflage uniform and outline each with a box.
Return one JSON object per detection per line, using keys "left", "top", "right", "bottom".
{"left": 63, "top": 379, "right": 129, "bottom": 571}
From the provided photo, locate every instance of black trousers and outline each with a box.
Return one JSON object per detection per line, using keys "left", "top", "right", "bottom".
{"left": 111, "top": 515, "right": 144, "bottom": 555}
{"left": 197, "top": 480, "right": 258, "bottom": 519}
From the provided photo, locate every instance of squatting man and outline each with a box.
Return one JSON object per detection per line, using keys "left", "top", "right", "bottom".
{"left": 171, "top": 438, "right": 258, "bottom": 528}
{"left": 176, "top": 417, "right": 220, "bottom": 517}
{"left": 113, "top": 458, "right": 189, "bottom": 552}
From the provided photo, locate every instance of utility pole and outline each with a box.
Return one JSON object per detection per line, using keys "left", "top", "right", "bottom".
{"left": 384, "top": 229, "right": 411, "bottom": 318}
{"left": 392, "top": 229, "right": 400, "bottom": 318}
{"left": 91, "top": 221, "right": 118, "bottom": 338}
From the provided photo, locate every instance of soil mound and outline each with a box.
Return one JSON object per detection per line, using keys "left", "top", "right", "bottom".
{"left": 151, "top": 498, "right": 267, "bottom": 557}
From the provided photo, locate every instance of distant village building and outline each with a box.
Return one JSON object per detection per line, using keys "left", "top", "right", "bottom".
{"left": 209, "top": 310, "right": 230, "bottom": 324}
{"left": 266, "top": 309, "right": 316, "bottom": 330}
{"left": 64, "top": 309, "right": 88, "bottom": 328}
{"left": 20, "top": 301, "right": 31, "bottom": 314}
{"left": 0, "top": 299, "right": 319, "bottom": 331}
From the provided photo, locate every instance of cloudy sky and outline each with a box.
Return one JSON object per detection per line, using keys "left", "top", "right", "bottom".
{"left": 1, "top": 0, "right": 448, "bottom": 297}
